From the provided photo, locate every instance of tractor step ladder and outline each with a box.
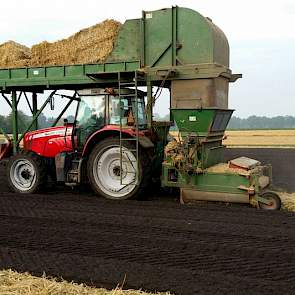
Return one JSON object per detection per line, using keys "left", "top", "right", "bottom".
{"left": 118, "top": 71, "right": 140, "bottom": 186}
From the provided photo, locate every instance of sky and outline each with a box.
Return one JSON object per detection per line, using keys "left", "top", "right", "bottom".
{"left": 0, "top": 0, "right": 294, "bottom": 118}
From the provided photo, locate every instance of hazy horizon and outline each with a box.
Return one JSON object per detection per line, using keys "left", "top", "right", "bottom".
{"left": 0, "top": 0, "right": 294, "bottom": 119}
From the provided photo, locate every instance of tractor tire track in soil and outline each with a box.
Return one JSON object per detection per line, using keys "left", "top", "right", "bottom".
{"left": 0, "top": 161, "right": 295, "bottom": 294}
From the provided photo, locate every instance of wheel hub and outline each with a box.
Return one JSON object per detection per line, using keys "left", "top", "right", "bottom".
{"left": 108, "top": 159, "right": 126, "bottom": 180}
{"left": 21, "top": 169, "right": 32, "bottom": 180}
{"left": 112, "top": 166, "right": 121, "bottom": 177}
{"left": 10, "top": 158, "right": 36, "bottom": 192}
{"left": 93, "top": 146, "right": 138, "bottom": 198}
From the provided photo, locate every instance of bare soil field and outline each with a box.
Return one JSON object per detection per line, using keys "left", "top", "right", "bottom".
{"left": 224, "top": 130, "right": 295, "bottom": 147}
{"left": 0, "top": 161, "right": 295, "bottom": 295}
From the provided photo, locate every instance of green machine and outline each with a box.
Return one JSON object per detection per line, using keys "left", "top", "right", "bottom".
{"left": 162, "top": 108, "right": 280, "bottom": 209}
{"left": 0, "top": 7, "right": 281, "bottom": 209}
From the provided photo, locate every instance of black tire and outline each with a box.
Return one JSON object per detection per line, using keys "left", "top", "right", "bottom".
{"left": 258, "top": 191, "right": 281, "bottom": 210}
{"left": 7, "top": 152, "right": 47, "bottom": 194}
{"left": 87, "top": 137, "right": 151, "bottom": 200}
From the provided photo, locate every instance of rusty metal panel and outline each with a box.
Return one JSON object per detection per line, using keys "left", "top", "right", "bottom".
{"left": 171, "top": 77, "right": 228, "bottom": 109}
{"left": 229, "top": 157, "right": 261, "bottom": 170}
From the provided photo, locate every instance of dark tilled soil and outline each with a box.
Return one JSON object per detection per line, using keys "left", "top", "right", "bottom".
{"left": 0, "top": 160, "right": 295, "bottom": 295}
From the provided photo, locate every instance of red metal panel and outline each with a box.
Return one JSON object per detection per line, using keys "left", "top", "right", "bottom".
{"left": 23, "top": 126, "right": 73, "bottom": 158}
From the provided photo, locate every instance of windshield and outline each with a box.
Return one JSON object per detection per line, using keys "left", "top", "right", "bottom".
{"left": 109, "top": 96, "right": 147, "bottom": 127}
{"left": 76, "top": 95, "right": 105, "bottom": 145}
{"left": 76, "top": 95, "right": 105, "bottom": 128}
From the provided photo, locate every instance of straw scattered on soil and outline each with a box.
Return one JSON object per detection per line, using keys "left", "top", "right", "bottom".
{"left": 0, "top": 19, "right": 121, "bottom": 69}
{"left": 278, "top": 192, "right": 295, "bottom": 212}
{"left": 0, "top": 269, "right": 172, "bottom": 295}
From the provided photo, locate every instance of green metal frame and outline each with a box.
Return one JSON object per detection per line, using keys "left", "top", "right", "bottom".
{"left": 162, "top": 164, "right": 249, "bottom": 194}
{"left": 0, "top": 61, "right": 141, "bottom": 91}
{"left": 162, "top": 162, "right": 274, "bottom": 205}
{"left": 0, "top": 6, "right": 238, "bottom": 157}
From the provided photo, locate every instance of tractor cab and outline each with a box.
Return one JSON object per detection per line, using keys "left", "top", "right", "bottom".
{"left": 75, "top": 88, "right": 147, "bottom": 149}
{"left": 16, "top": 87, "right": 152, "bottom": 198}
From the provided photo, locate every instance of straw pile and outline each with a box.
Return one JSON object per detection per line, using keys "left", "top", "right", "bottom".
{"left": 0, "top": 41, "right": 31, "bottom": 68}
{"left": 0, "top": 19, "right": 121, "bottom": 69}
{"left": 278, "top": 192, "right": 295, "bottom": 212}
{"left": 0, "top": 269, "right": 172, "bottom": 295}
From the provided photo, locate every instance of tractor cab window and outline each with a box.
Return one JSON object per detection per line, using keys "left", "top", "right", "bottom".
{"left": 109, "top": 97, "right": 129, "bottom": 125}
{"left": 77, "top": 95, "right": 105, "bottom": 128}
{"left": 109, "top": 95, "right": 147, "bottom": 127}
{"left": 133, "top": 99, "right": 147, "bottom": 126}
{"left": 76, "top": 95, "right": 105, "bottom": 144}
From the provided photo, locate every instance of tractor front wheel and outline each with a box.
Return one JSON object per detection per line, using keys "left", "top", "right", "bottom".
{"left": 87, "top": 138, "right": 151, "bottom": 200}
{"left": 7, "top": 152, "right": 46, "bottom": 194}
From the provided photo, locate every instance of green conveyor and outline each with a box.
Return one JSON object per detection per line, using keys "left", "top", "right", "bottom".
{"left": 0, "top": 6, "right": 235, "bottom": 92}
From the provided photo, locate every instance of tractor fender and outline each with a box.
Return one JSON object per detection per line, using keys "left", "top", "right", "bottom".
{"left": 82, "top": 126, "right": 154, "bottom": 157}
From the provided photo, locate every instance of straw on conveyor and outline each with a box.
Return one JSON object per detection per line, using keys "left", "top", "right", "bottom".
{"left": 0, "top": 41, "right": 31, "bottom": 68}
{"left": 0, "top": 19, "right": 121, "bottom": 69}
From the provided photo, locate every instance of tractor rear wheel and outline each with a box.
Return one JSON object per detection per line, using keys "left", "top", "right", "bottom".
{"left": 87, "top": 138, "right": 151, "bottom": 200}
{"left": 7, "top": 152, "right": 46, "bottom": 194}
{"left": 258, "top": 191, "right": 281, "bottom": 210}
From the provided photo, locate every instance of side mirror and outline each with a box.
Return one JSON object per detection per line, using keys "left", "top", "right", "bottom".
{"left": 63, "top": 118, "right": 68, "bottom": 126}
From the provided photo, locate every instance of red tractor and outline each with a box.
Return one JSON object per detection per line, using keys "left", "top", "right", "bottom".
{"left": 4, "top": 88, "right": 158, "bottom": 200}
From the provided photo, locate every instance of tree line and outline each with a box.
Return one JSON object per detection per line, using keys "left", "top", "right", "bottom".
{"left": 0, "top": 111, "right": 74, "bottom": 134}
{"left": 227, "top": 115, "right": 295, "bottom": 129}
{"left": 1, "top": 111, "right": 295, "bottom": 133}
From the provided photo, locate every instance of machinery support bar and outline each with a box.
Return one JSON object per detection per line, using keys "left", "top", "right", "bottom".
{"left": 140, "top": 11, "right": 146, "bottom": 67}
{"left": 52, "top": 94, "right": 77, "bottom": 127}
{"left": 146, "top": 77, "right": 153, "bottom": 128}
{"left": 16, "top": 91, "right": 56, "bottom": 147}
{"left": 1, "top": 93, "right": 12, "bottom": 108}
{"left": 32, "top": 92, "right": 38, "bottom": 130}
{"left": 11, "top": 91, "right": 18, "bottom": 153}
{"left": 172, "top": 6, "right": 178, "bottom": 66}
{"left": 55, "top": 92, "right": 80, "bottom": 101}
{"left": 23, "top": 92, "right": 33, "bottom": 114}
{"left": 16, "top": 92, "right": 23, "bottom": 106}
